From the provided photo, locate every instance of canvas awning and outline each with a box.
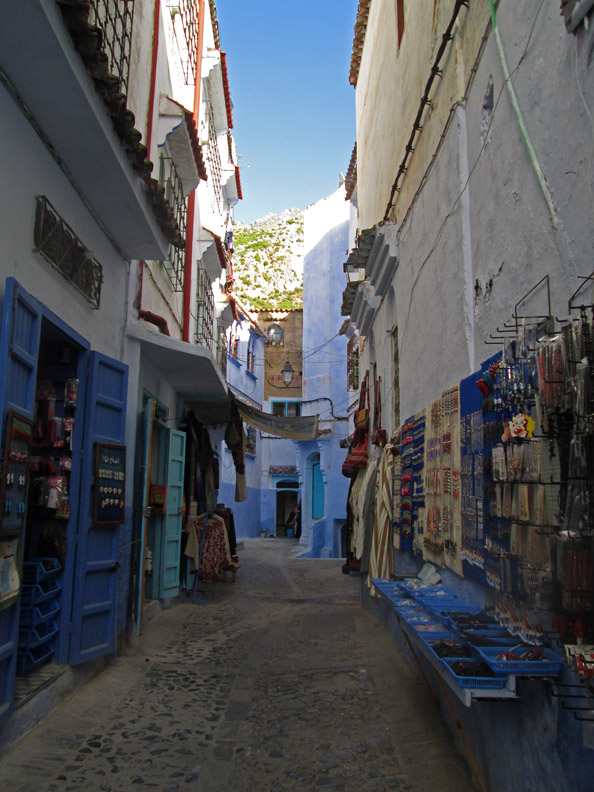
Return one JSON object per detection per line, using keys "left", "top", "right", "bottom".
{"left": 236, "top": 402, "right": 319, "bottom": 440}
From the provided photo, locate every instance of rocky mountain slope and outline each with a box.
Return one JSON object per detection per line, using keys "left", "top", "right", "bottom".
{"left": 231, "top": 208, "right": 304, "bottom": 312}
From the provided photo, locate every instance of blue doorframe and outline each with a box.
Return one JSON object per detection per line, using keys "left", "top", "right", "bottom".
{"left": 0, "top": 279, "right": 93, "bottom": 715}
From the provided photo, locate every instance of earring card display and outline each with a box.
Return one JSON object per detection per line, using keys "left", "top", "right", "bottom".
{"left": 93, "top": 443, "right": 126, "bottom": 525}
{"left": 0, "top": 410, "right": 34, "bottom": 535}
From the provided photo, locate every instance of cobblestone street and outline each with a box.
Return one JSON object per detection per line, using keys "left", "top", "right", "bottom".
{"left": 0, "top": 540, "right": 475, "bottom": 792}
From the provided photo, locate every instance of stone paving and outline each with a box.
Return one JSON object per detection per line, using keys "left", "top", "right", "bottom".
{"left": 0, "top": 539, "right": 475, "bottom": 792}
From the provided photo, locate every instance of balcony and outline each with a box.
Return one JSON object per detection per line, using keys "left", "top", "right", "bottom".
{"left": 195, "top": 262, "right": 215, "bottom": 352}
{"left": 0, "top": 0, "right": 169, "bottom": 260}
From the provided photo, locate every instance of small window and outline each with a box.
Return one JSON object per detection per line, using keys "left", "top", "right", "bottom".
{"left": 271, "top": 401, "right": 301, "bottom": 417}
{"left": 266, "top": 322, "right": 284, "bottom": 346}
{"left": 246, "top": 425, "right": 257, "bottom": 454}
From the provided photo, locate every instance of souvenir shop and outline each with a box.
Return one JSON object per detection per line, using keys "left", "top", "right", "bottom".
{"left": 0, "top": 278, "right": 128, "bottom": 722}
{"left": 344, "top": 278, "right": 594, "bottom": 787}
{"left": 348, "top": 276, "right": 594, "bottom": 695}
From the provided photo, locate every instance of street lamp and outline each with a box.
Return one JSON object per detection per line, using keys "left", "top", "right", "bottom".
{"left": 281, "top": 360, "right": 294, "bottom": 387}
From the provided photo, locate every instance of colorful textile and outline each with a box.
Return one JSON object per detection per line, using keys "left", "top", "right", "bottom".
{"left": 368, "top": 444, "right": 394, "bottom": 591}
{"left": 185, "top": 514, "right": 231, "bottom": 581}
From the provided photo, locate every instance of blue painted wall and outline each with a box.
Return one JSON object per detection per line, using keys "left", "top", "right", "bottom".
{"left": 298, "top": 187, "right": 352, "bottom": 558}
{"left": 217, "top": 316, "right": 265, "bottom": 537}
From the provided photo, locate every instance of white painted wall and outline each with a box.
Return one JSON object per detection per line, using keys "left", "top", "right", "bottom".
{"left": 355, "top": 0, "right": 594, "bottom": 421}
{"left": 0, "top": 83, "right": 128, "bottom": 361}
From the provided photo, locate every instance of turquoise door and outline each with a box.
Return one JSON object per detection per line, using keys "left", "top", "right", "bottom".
{"left": 0, "top": 279, "right": 41, "bottom": 722}
{"left": 159, "top": 429, "right": 185, "bottom": 598}
{"left": 312, "top": 455, "right": 324, "bottom": 519}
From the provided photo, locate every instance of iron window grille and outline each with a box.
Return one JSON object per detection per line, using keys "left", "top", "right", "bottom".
{"left": 166, "top": 0, "right": 200, "bottom": 84}
{"left": 207, "top": 103, "right": 223, "bottom": 214}
{"left": 347, "top": 336, "right": 359, "bottom": 390}
{"left": 88, "top": 0, "right": 135, "bottom": 94}
{"left": 33, "top": 196, "right": 103, "bottom": 309}
{"left": 158, "top": 154, "right": 188, "bottom": 291}
{"left": 195, "top": 262, "right": 214, "bottom": 351}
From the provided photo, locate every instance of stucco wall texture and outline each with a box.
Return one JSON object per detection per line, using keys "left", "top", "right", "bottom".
{"left": 357, "top": 0, "right": 594, "bottom": 421}
{"left": 352, "top": 1, "right": 594, "bottom": 788}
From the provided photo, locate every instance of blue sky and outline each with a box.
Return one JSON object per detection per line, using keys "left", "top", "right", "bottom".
{"left": 216, "top": 0, "right": 359, "bottom": 224}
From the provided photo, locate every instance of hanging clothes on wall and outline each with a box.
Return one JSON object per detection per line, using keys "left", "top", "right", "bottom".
{"left": 213, "top": 505, "right": 238, "bottom": 559}
{"left": 367, "top": 444, "right": 395, "bottom": 593}
{"left": 185, "top": 411, "right": 219, "bottom": 513}
{"left": 185, "top": 513, "right": 232, "bottom": 582}
{"left": 225, "top": 398, "right": 247, "bottom": 503}
{"left": 352, "top": 456, "right": 380, "bottom": 564}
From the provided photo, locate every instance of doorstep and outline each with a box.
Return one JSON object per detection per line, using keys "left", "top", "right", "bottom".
{"left": 0, "top": 654, "right": 110, "bottom": 755}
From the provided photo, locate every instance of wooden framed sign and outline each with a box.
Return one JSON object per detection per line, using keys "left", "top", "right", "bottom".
{"left": 94, "top": 442, "right": 126, "bottom": 525}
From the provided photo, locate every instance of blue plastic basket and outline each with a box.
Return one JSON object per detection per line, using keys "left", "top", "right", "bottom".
{"left": 19, "top": 599, "right": 60, "bottom": 628}
{"left": 18, "top": 619, "right": 58, "bottom": 650}
{"left": 22, "top": 558, "right": 61, "bottom": 584}
{"left": 442, "top": 658, "right": 507, "bottom": 689}
{"left": 17, "top": 641, "right": 55, "bottom": 674}
{"left": 425, "top": 637, "right": 473, "bottom": 663}
{"left": 20, "top": 578, "right": 61, "bottom": 605}
{"left": 411, "top": 586, "right": 458, "bottom": 601}
{"left": 476, "top": 645, "right": 564, "bottom": 675}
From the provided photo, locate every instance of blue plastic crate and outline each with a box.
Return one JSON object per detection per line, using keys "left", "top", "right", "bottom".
{"left": 425, "top": 636, "right": 474, "bottom": 663}
{"left": 394, "top": 601, "right": 426, "bottom": 616}
{"left": 19, "top": 599, "right": 60, "bottom": 628}
{"left": 411, "top": 586, "right": 458, "bottom": 601}
{"left": 476, "top": 645, "right": 564, "bottom": 675}
{"left": 22, "top": 558, "right": 61, "bottom": 584}
{"left": 20, "top": 577, "right": 61, "bottom": 605}
{"left": 17, "top": 641, "right": 55, "bottom": 674}
{"left": 442, "top": 658, "right": 507, "bottom": 689}
{"left": 19, "top": 619, "right": 58, "bottom": 650}
{"left": 411, "top": 624, "right": 452, "bottom": 639}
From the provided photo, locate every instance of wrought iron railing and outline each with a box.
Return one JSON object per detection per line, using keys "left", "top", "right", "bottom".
{"left": 159, "top": 154, "right": 188, "bottom": 291}
{"left": 207, "top": 103, "right": 223, "bottom": 214}
{"left": 88, "top": 0, "right": 135, "bottom": 94}
{"left": 166, "top": 0, "right": 200, "bottom": 84}
{"left": 195, "top": 263, "right": 214, "bottom": 351}
{"left": 33, "top": 196, "right": 103, "bottom": 308}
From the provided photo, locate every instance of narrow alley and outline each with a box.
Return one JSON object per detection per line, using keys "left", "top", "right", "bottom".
{"left": 0, "top": 541, "right": 474, "bottom": 792}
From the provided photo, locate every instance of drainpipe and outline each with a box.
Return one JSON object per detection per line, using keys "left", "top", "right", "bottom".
{"left": 182, "top": 0, "right": 206, "bottom": 342}
{"left": 145, "top": 0, "right": 160, "bottom": 155}
{"left": 138, "top": 309, "right": 171, "bottom": 336}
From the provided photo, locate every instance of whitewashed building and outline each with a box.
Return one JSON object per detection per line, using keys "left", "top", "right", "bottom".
{"left": 0, "top": 0, "right": 241, "bottom": 730}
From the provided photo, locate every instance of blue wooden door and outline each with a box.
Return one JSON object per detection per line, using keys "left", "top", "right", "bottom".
{"left": 0, "top": 279, "right": 42, "bottom": 722}
{"left": 159, "top": 429, "right": 185, "bottom": 599}
{"left": 312, "top": 455, "right": 324, "bottom": 519}
{"left": 69, "top": 351, "right": 128, "bottom": 665}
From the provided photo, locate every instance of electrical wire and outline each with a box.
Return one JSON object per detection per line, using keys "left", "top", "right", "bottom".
{"left": 399, "top": 0, "right": 550, "bottom": 347}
